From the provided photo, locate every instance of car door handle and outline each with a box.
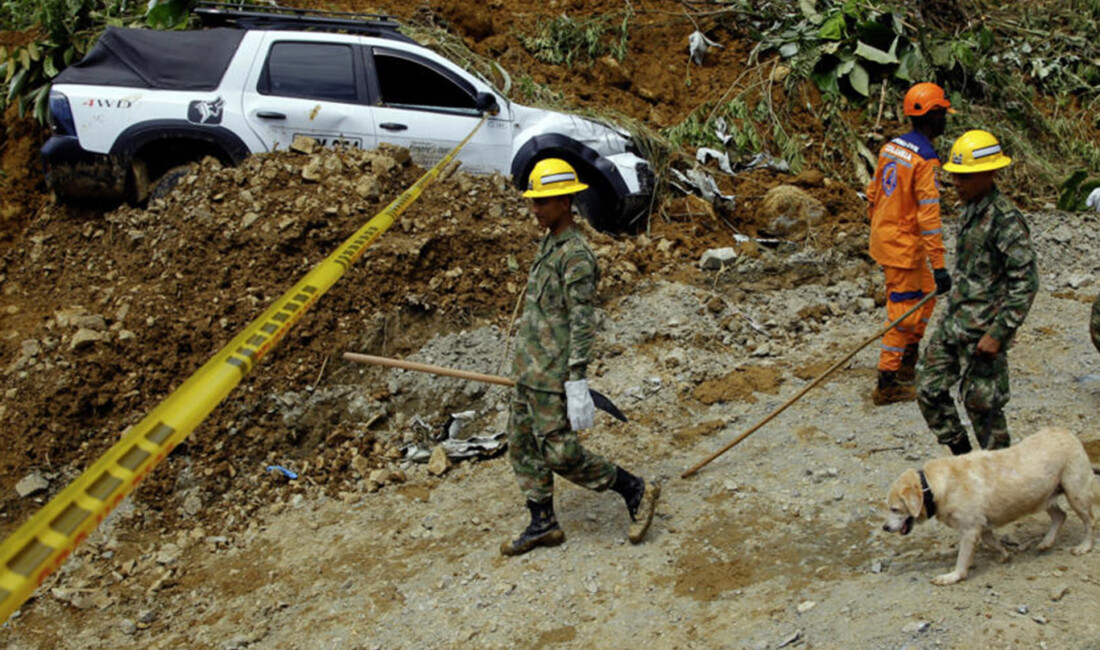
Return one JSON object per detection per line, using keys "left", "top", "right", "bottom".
{"left": 380, "top": 122, "right": 408, "bottom": 131}
{"left": 256, "top": 111, "right": 286, "bottom": 120}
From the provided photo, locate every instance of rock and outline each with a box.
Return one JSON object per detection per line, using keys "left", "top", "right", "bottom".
{"left": 138, "top": 608, "right": 156, "bottom": 624}
{"left": 1067, "top": 272, "right": 1092, "bottom": 289}
{"left": 302, "top": 157, "right": 323, "bottom": 182}
{"left": 796, "top": 600, "right": 816, "bottom": 613}
{"left": 289, "top": 135, "right": 318, "bottom": 154}
{"left": 15, "top": 472, "right": 49, "bottom": 497}
{"left": 355, "top": 176, "right": 381, "bottom": 200}
{"left": 1049, "top": 224, "right": 1073, "bottom": 243}
{"left": 1016, "top": 604, "right": 1029, "bottom": 615}
{"left": 155, "top": 543, "right": 181, "bottom": 565}
{"left": 369, "top": 469, "right": 391, "bottom": 485}
{"left": 54, "top": 307, "right": 88, "bottom": 328}
{"left": 776, "top": 630, "right": 802, "bottom": 649}
{"left": 20, "top": 339, "right": 40, "bottom": 357}
{"left": 759, "top": 185, "right": 826, "bottom": 238}
{"left": 699, "top": 247, "right": 738, "bottom": 270}
{"left": 902, "top": 621, "right": 930, "bottom": 634}
{"left": 1049, "top": 585, "right": 1069, "bottom": 601}
{"left": 120, "top": 619, "right": 137, "bottom": 635}
{"left": 241, "top": 212, "right": 260, "bottom": 228}
{"left": 183, "top": 493, "right": 203, "bottom": 516}
{"left": 427, "top": 446, "right": 451, "bottom": 476}
{"left": 72, "top": 314, "right": 107, "bottom": 331}
{"left": 352, "top": 455, "right": 370, "bottom": 477}
{"left": 70, "top": 328, "right": 106, "bottom": 351}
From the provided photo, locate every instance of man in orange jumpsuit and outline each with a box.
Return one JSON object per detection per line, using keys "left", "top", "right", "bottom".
{"left": 867, "top": 82, "right": 955, "bottom": 405}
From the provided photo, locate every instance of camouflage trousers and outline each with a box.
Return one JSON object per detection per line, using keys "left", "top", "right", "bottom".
{"left": 508, "top": 384, "right": 617, "bottom": 503}
{"left": 916, "top": 325, "right": 1011, "bottom": 450}
{"left": 1091, "top": 293, "right": 1100, "bottom": 354}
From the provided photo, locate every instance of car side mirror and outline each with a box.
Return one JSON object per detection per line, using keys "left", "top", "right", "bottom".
{"left": 475, "top": 91, "right": 499, "bottom": 116}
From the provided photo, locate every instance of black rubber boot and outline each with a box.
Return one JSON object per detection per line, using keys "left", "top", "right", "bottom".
{"left": 897, "top": 344, "right": 920, "bottom": 383}
{"left": 500, "top": 499, "right": 565, "bottom": 557}
{"left": 872, "top": 370, "right": 916, "bottom": 405}
{"left": 945, "top": 435, "right": 973, "bottom": 456}
{"left": 611, "top": 467, "right": 660, "bottom": 544}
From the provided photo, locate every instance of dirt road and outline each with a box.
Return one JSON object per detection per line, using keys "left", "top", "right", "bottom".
{"left": 4, "top": 205, "right": 1100, "bottom": 649}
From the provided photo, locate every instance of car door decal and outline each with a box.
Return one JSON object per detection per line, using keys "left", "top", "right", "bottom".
{"left": 188, "top": 97, "right": 226, "bottom": 125}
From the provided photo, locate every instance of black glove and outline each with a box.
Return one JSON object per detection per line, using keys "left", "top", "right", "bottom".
{"left": 933, "top": 268, "right": 952, "bottom": 296}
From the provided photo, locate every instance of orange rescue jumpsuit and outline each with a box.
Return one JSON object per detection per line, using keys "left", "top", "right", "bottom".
{"left": 866, "top": 131, "right": 946, "bottom": 372}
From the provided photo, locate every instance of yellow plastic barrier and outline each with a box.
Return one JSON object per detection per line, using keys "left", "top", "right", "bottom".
{"left": 0, "top": 117, "right": 487, "bottom": 623}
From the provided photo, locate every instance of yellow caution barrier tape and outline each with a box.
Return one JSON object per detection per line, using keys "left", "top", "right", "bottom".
{"left": 0, "top": 116, "right": 488, "bottom": 623}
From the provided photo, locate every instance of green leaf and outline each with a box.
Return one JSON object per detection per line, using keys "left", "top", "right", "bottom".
{"left": 8, "top": 67, "right": 28, "bottom": 103}
{"left": 33, "top": 83, "right": 50, "bottom": 123}
{"left": 818, "top": 13, "right": 845, "bottom": 40}
{"left": 836, "top": 57, "right": 855, "bottom": 76}
{"left": 895, "top": 48, "right": 923, "bottom": 81}
{"left": 779, "top": 42, "right": 799, "bottom": 58}
{"left": 43, "top": 55, "right": 58, "bottom": 78}
{"left": 799, "top": 0, "right": 823, "bottom": 25}
{"left": 811, "top": 67, "right": 839, "bottom": 95}
{"left": 855, "top": 38, "right": 898, "bottom": 65}
{"left": 27, "top": 41, "right": 40, "bottom": 62}
{"left": 19, "top": 47, "right": 29, "bottom": 70}
{"left": 848, "top": 62, "right": 870, "bottom": 96}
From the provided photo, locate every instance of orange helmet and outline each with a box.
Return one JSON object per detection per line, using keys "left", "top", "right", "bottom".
{"left": 903, "top": 82, "right": 956, "bottom": 117}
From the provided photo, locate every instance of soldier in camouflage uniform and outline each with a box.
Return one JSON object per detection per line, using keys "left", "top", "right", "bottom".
{"left": 916, "top": 130, "right": 1039, "bottom": 455}
{"left": 501, "top": 158, "right": 660, "bottom": 556}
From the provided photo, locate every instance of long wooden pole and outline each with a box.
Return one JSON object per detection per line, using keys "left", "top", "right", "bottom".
{"left": 342, "top": 352, "right": 515, "bottom": 387}
{"left": 681, "top": 291, "right": 937, "bottom": 478}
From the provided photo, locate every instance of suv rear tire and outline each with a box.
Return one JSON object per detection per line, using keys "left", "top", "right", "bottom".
{"left": 149, "top": 165, "right": 194, "bottom": 201}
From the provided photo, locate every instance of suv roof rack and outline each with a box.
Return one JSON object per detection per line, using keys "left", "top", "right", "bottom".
{"left": 193, "top": 2, "right": 413, "bottom": 42}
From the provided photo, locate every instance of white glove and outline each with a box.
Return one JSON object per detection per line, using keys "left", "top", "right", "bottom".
{"left": 564, "top": 379, "right": 595, "bottom": 431}
{"left": 1087, "top": 187, "right": 1100, "bottom": 212}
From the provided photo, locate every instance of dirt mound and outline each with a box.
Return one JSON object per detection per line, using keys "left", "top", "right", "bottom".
{"left": 0, "top": 140, "right": 706, "bottom": 537}
{"left": 0, "top": 105, "right": 45, "bottom": 246}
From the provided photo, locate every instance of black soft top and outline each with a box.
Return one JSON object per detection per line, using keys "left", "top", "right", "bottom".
{"left": 54, "top": 27, "right": 245, "bottom": 91}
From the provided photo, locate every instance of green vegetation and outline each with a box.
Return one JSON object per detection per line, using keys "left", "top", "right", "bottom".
{"left": 0, "top": 0, "right": 186, "bottom": 122}
{"left": 660, "top": 0, "right": 1100, "bottom": 201}
{"left": 520, "top": 8, "right": 633, "bottom": 67}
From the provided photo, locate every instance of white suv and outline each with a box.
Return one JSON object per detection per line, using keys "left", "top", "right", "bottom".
{"left": 42, "top": 4, "right": 654, "bottom": 231}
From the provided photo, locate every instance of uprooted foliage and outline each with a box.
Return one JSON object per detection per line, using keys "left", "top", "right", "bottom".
{"left": 668, "top": 0, "right": 1100, "bottom": 204}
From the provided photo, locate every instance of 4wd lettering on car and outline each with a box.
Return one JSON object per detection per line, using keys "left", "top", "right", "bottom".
{"left": 83, "top": 98, "right": 133, "bottom": 109}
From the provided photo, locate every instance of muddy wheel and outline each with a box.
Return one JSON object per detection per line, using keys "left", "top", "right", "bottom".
{"left": 149, "top": 165, "right": 193, "bottom": 201}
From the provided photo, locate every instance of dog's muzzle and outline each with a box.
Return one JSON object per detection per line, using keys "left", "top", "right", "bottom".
{"left": 899, "top": 516, "right": 913, "bottom": 535}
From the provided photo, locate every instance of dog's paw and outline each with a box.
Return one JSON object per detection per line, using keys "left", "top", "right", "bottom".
{"left": 932, "top": 571, "right": 963, "bottom": 586}
{"left": 1071, "top": 542, "right": 1093, "bottom": 556}
{"left": 1034, "top": 540, "right": 1055, "bottom": 552}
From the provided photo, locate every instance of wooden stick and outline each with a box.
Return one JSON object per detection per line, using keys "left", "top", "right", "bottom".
{"left": 343, "top": 352, "right": 515, "bottom": 387}
{"left": 681, "top": 291, "right": 937, "bottom": 478}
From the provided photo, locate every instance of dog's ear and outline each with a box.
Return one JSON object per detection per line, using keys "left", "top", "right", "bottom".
{"left": 900, "top": 469, "right": 923, "bottom": 518}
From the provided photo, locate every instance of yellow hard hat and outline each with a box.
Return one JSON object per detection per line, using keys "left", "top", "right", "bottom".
{"left": 522, "top": 158, "right": 588, "bottom": 198}
{"left": 942, "top": 129, "right": 1012, "bottom": 173}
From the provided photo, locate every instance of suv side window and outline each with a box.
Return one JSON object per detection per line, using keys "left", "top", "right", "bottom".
{"left": 260, "top": 42, "right": 359, "bottom": 103}
{"left": 371, "top": 48, "right": 478, "bottom": 114}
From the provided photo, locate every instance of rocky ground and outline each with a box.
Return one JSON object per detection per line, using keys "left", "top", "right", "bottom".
{"left": 2, "top": 151, "right": 1100, "bottom": 649}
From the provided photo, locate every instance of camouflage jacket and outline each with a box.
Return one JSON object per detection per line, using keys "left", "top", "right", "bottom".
{"left": 512, "top": 227, "right": 599, "bottom": 393}
{"left": 941, "top": 187, "right": 1038, "bottom": 344}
